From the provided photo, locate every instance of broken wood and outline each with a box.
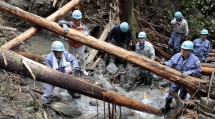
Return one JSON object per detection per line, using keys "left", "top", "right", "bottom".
{"left": 0, "top": 48, "right": 163, "bottom": 116}
{"left": 1, "top": 0, "right": 80, "bottom": 50}
{"left": 0, "top": 25, "right": 17, "bottom": 31}
{"left": 166, "top": 89, "right": 184, "bottom": 119}
{"left": 91, "top": 56, "right": 102, "bottom": 69}
{"left": 1, "top": 2, "right": 214, "bottom": 99}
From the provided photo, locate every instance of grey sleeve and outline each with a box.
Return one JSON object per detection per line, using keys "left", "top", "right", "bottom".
{"left": 58, "top": 20, "right": 72, "bottom": 27}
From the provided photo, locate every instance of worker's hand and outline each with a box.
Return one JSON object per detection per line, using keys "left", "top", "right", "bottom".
{"left": 63, "top": 24, "right": 69, "bottom": 33}
{"left": 73, "top": 67, "right": 82, "bottom": 76}
{"left": 181, "top": 71, "right": 189, "bottom": 78}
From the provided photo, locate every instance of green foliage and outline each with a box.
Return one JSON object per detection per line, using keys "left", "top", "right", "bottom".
{"left": 181, "top": 0, "right": 215, "bottom": 41}
{"left": 182, "top": 0, "right": 215, "bottom": 16}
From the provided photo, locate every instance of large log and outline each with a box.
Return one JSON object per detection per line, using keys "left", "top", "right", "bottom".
{"left": 211, "top": 49, "right": 215, "bottom": 53}
{"left": 209, "top": 53, "right": 215, "bottom": 56}
{"left": 0, "top": 49, "right": 163, "bottom": 116}
{"left": 201, "top": 67, "right": 214, "bottom": 75}
{"left": 1, "top": 0, "right": 80, "bottom": 50}
{"left": 18, "top": 51, "right": 215, "bottom": 75}
{"left": 201, "top": 63, "right": 215, "bottom": 68}
{"left": 0, "top": 1, "right": 214, "bottom": 99}
{"left": 17, "top": 51, "right": 45, "bottom": 63}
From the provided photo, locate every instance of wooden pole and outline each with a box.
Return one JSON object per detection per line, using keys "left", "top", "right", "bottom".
{"left": 0, "top": 48, "right": 163, "bottom": 116}
{"left": 1, "top": 0, "right": 80, "bottom": 50}
{"left": 0, "top": 1, "right": 214, "bottom": 99}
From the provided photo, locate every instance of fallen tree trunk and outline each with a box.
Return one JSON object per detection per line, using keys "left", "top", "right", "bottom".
{"left": 207, "top": 57, "right": 215, "bottom": 62}
{"left": 201, "top": 67, "right": 214, "bottom": 75}
{"left": 18, "top": 51, "right": 215, "bottom": 75}
{"left": 209, "top": 53, "right": 215, "bottom": 56}
{"left": 201, "top": 63, "right": 215, "bottom": 68}
{"left": 1, "top": 0, "right": 80, "bottom": 50}
{"left": 0, "top": 49, "right": 163, "bottom": 116}
{"left": 17, "top": 51, "right": 45, "bottom": 63}
{"left": 211, "top": 49, "right": 215, "bottom": 53}
{"left": 0, "top": 1, "right": 214, "bottom": 99}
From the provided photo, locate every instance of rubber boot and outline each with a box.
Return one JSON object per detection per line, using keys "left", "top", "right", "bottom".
{"left": 160, "top": 98, "right": 172, "bottom": 113}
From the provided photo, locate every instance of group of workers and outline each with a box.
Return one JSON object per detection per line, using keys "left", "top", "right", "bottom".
{"left": 41, "top": 9, "right": 211, "bottom": 114}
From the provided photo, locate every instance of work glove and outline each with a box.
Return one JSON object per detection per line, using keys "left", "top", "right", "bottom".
{"left": 63, "top": 24, "right": 69, "bottom": 33}
{"left": 73, "top": 67, "right": 82, "bottom": 76}
{"left": 181, "top": 71, "right": 189, "bottom": 78}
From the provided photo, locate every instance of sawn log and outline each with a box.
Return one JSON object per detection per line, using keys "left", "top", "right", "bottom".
{"left": 18, "top": 51, "right": 215, "bottom": 75}
{"left": 0, "top": 49, "right": 163, "bottom": 116}
{"left": 0, "top": 1, "right": 214, "bottom": 99}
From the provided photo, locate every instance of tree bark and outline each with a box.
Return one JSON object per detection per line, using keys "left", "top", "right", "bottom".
{"left": 0, "top": 1, "right": 214, "bottom": 99}
{"left": 209, "top": 53, "right": 215, "bottom": 56}
{"left": 1, "top": 0, "right": 80, "bottom": 50}
{"left": 119, "top": 0, "right": 134, "bottom": 25}
{"left": 211, "top": 49, "right": 215, "bottom": 53}
{"left": 0, "top": 48, "right": 163, "bottom": 116}
{"left": 17, "top": 51, "right": 45, "bottom": 63}
{"left": 17, "top": 51, "right": 215, "bottom": 75}
{"left": 202, "top": 63, "right": 215, "bottom": 68}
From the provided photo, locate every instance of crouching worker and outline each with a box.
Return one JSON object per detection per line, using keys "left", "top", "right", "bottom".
{"left": 160, "top": 40, "right": 201, "bottom": 113}
{"left": 135, "top": 32, "right": 156, "bottom": 89}
{"left": 41, "top": 41, "right": 82, "bottom": 104}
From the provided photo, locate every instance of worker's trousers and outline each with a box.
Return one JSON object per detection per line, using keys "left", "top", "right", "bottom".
{"left": 166, "top": 82, "right": 187, "bottom": 100}
{"left": 68, "top": 45, "right": 86, "bottom": 70}
{"left": 168, "top": 32, "right": 183, "bottom": 54}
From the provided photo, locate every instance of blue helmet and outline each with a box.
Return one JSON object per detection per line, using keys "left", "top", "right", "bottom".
{"left": 51, "top": 41, "right": 65, "bottom": 51}
{"left": 181, "top": 41, "right": 194, "bottom": 50}
{"left": 120, "top": 22, "right": 129, "bottom": 32}
{"left": 138, "top": 32, "right": 147, "bottom": 38}
{"left": 200, "top": 29, "right": 208, "bottom": 35}
{"left": 72, "top": 10, "right": 82, "bottom": 19}
{"left": 174, "top": 11, "right": 182, "bottom": 19}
